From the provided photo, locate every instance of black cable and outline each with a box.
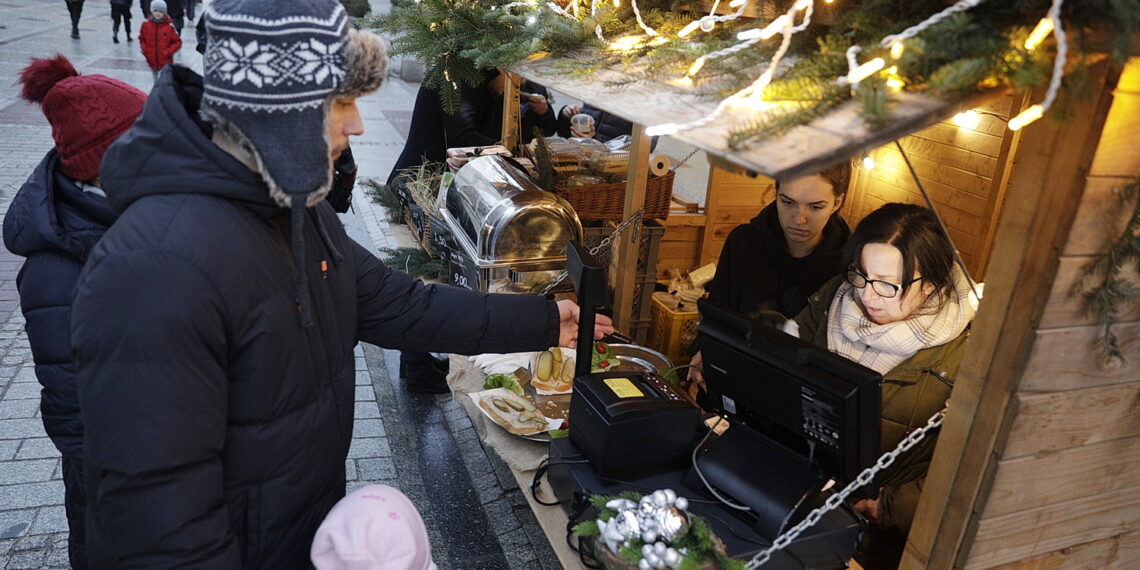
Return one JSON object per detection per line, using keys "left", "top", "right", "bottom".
{"left": 529, "top": 457, "right": 590, "bottom": 506}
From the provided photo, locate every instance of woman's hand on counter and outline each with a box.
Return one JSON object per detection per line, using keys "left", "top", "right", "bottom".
{"left": 556, "top": 300, "right": 615, "bottom": 348}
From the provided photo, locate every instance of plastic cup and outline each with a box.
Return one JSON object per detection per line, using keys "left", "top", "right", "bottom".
{"left": 570, "top": 113, "right": 596, "bottom": 138}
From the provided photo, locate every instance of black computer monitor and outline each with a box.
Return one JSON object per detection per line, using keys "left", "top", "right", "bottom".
{"left": 696, "top": 299, "right": 881, "bottom": 490}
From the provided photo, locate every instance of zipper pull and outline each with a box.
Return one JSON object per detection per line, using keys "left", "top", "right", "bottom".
{"left": 320, "top": 260, "right": 329, "bottom": 279}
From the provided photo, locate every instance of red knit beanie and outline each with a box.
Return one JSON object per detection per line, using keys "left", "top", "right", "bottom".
{"left": 19, "top": 55, "right": 147, "bottom": 182}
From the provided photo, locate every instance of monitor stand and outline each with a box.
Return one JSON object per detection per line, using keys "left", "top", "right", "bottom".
{"left": 684, "top": 428, "right": 825, "bottom": 541}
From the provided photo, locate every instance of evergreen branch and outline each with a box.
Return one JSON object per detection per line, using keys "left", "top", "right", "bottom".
{"left": 360, "top": 178, "right": 403, "bottom": 222}
{"left": 1072, "top": 177, "right": 1140, "bottom": 365}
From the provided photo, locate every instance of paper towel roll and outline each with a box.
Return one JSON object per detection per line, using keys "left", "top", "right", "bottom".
{"left": 649, "top": 154, "right": 671, "bottom": 176}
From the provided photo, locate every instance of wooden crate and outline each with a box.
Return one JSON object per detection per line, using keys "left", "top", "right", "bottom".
{"left": 646, "top": 292, "right": 700, "bottom": 366}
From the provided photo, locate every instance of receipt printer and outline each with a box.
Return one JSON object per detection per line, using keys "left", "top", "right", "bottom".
{"left": 569, "top": 371, "right": 700, "bottom": 480}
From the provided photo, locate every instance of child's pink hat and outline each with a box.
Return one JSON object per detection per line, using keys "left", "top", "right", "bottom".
{"left": 311, "top": 485, "right": 436, "bottom": 570}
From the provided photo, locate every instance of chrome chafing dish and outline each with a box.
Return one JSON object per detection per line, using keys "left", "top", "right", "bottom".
{"left": 441, "top": 156, "right": 583, "bottom": 293}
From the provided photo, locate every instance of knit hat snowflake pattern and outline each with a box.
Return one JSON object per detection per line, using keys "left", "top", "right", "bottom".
{"left": 19, "top": 55, "right": 147, "bottom": 182}
{"left": 201, "top": 0, "right": 388, "bottom": 208}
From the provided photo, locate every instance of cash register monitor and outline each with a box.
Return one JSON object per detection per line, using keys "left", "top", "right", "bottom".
{"left": 697, "top": 299, "right": 881, "bottom": 490}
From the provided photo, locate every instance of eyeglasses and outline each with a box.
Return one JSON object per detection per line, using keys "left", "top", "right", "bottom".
{"left": 846, "top": 267, "right": 922, "bottom": 299}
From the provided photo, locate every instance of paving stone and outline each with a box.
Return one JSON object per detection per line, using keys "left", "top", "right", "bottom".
{"left": 6, "top": 549, "right": 46, "bottom": 570}
{"left": 482, "top": 497, "right": 521, "bottom": 533}
{"left": 355, "top": 357, "right": 368, "bottom": 371}
{"left": 12, "top": 367, "right": 36, "bottom": 383}
{"left": 29, "top": 506, "right": 67, "bottom": 535}
{"left": 352, "top": 418, "right": 386, "bottom": 438}
{"left": 44, "top": 546, "right": 70, "bottom": 568}
{"left": 0, "top": 510, "right": 32, "bottom": 540}
{"left": 0, "top": 418, "right": 47, "bottom": 439}
{"left": 356, "top": 457, "right": 397, "bottom": 481}
{"left": 1, "top": 356, "right": 23, "bottom": 365}
{"left": 0, "top": 481, "right": 64, "bottom": 510}
{"left": 354, "top": 385, "right": 374, "bottom": 401}
{"left": 1, "top": 382, "right": 39, "bottom": 400}
{"left": 0, "top": 459, "right": 57, "bottom": 484}
{"left": 354, "top": 400, "right": 381, "bottom": 419}
{"left": 14, "top": 438, "right": 58, "bottom": 460}
{"left": 346, "top": 458, "right": 358, "bottom": 481}
{"left": 12, "top": 534, "right": 50, "bottom": 552}
{"left": 0, "top": 399, "right": 37, "bottom": 419}
{"left": 348, "top": 437, "right": 390, "bottom": 459}
{"left": 0, "top": 537, "right": 13, "bottom": 554}
{"left": 355, "top": 369, "right": 370, "bottom": 386}
{"left": 0, "top": 439, "right": 20, "bottom": 461}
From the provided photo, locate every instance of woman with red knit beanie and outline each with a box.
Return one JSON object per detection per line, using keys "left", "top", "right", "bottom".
{"left": 3, "top": 54, "right": 146, "bottom": 570}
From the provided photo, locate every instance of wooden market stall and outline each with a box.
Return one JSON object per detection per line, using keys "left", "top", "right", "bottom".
{"left": 504, "top": 48, "right": 1140, "bottom": 569}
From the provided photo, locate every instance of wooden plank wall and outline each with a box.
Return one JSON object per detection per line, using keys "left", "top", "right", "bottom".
{"left": 961, "top": 58, "right": 1140, "bottom": 569}
{"left": 849, "top": 95, "right": 1016, "bottom": 278}
{"left": 657, "top": 166, "right": 774, "bottom": 279}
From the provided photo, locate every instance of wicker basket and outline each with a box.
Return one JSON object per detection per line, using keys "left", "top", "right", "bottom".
{"left": 402, "top": 204, "right": 439, "bottom": 260}
{"left": 555, "top": 170, "right": 674, "bottom": 222}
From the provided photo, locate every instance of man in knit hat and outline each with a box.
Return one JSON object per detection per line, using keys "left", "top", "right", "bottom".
{"left": 70, "top": 0, "right": 611, "bottom": 566}
{"left": 3, "top": 54, "right": 147, "bottom": 570}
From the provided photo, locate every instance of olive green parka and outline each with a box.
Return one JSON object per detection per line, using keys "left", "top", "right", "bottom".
{"left": 794, "top": 275, "right": 971, "bottom": 532}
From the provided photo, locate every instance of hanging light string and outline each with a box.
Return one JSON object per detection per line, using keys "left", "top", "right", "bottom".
{"left": 591, "top": 0, "right": 605, "bottom": 41}
{"left": 631, "top": 0, "right": 659, "bottom": 36}
{"left": 677, "top": 0, "right": 751, "bottom": 38}
{"left": 647, "top": 0, "right": 814, "bottom": 136}
{"left": 545, "top": 1, "right": 576, "bottom": 19}
{"left": 879, "top": 0, "right": 987, "bottom": 57}
{"left": 1009, "top": 0, "right": 1067, "bottom": 130}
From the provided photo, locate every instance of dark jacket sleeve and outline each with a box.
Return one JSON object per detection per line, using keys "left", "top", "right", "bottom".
{"left": 16, "top": 251, "right": 85, "bottom": 455}
{"left": 443, "top": 85, "right": 499, "bottom": 149}
{"left": 350, "top": 241, "right": 560, "bottom": 354}
{"left": 72, "top": 250, "right": 242, "bottom": 568}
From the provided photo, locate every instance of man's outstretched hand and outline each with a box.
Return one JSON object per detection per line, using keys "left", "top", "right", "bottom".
{"left": 556, "top": 299, "right": 615, "bottom": 348}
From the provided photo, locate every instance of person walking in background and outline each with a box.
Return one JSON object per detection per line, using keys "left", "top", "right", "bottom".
{"left": 137, "top": 0, "right": 149, "bottom": 19}
{"left": 184, "top": 0, "right": 196, "bottom": 22}
{"left": 3, "top": 54, "right": 147, "bottom": 570}
{"left": 71, "top": 0, "right": 612, "bottom": 566}
{"left": 66, "top": 0, "right": 84, "bottom": 39}
{"left": 109, "top": 0, "right": 133, "bottom": 44}
{"left": 165, "top": 0, "right": 185, "bottom": 34}
{"left": 139, "top": 0, "right": 180, "bottom": 81}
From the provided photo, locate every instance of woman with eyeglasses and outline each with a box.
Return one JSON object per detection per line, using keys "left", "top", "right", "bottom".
{"left": 793, "top": 202, "right": 978, "bottom": 569}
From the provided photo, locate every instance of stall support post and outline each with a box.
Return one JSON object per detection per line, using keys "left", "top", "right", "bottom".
{"left": 566, "top": 241, "right": 607, "bottom": 378}
{"left": 500, "top": 69, "right": 521, "bottom": 154}
{"left": 612, "top": 123, "right": 651, "bottom": 334}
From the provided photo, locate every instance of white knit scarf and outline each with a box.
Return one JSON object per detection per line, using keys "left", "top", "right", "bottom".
{"left": 826, "top": 266, "right": 977, "bottom": 374}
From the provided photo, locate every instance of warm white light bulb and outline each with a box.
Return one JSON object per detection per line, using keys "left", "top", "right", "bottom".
{"left": 862, "top": 155, "right": 876, "bottom": 169}
{"left": 1008, "top": 104, "right": 1044, "bottom": 131}
{"left": 890, "top": 41, "right": 905, "bottom": 59}
{"left": 953, "top": 110, "right": 981, "bottom": 129}
{"left": 678, "top": 21, "right": 701, "bottom": 38}
{"left": 1024, "top": 17, "right": 1055, "bottom": 51}
{"left": 843, "top": 57, "right": 886, "bottom": 85}
{"left": 687, "top": 56, "right": 707, "bottom": 77}
{"left": 729, "top": 0, "right": 746, "bottom": 6}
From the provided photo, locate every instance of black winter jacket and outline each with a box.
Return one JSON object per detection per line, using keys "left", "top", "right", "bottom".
{"left": 72, "top": 66, "right": 561, "bottom": 568}
{"left": 387, "top": 79, "right": 557, "bottom": 184}
{"left": 706, "top": 202, "right": 850, "bottom": 319}
{"left": 3, "top": 150, "right": 117, "bottom": 457}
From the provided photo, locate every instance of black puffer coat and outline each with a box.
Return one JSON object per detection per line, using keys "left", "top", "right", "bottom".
{"left": 3, "top": 150, "right": 117, "bottom": 567}
{"left": 4, "top": 149, "right": 115, "bottom": 460}
{"left": 72, "top": 66, "right": 560, "bottom": 568}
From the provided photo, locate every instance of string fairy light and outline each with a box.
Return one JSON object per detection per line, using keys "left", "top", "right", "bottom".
{"left": 879, "top": 0, "right": 987, "bottom": 51}
{"left": 646, "top": 0, "right": 815, "bottom": 137}
{"left": 630, "top": 0, "right": 658, "bottom": 36}
{"left": 677, "top": 0, "right": 751, "bottom": 38}
{"left": 1024, "top": 16, "right": 1055, "bottom": 50}
{"left": 838, "top": 46, "right": 885, "bottom": 87}
{"left": 1009, "top": 0, "right": 1067, "bottom": 131}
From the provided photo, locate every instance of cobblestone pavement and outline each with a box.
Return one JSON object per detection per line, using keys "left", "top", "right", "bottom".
{"left": 0, "top": 1, "right": 557, "bottom": 568}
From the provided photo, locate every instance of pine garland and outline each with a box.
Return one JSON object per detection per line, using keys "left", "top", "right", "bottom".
{"left": 360, "top": 178, "right": 403, "bottom": 222}
{"left": 1073, "top": 177, "right": 1140, "bottom": 365}
{"left": 380, "top": 246, "right": 449, "bottom": 281}
{"left": 367, "top": 0, "right": 1139, "bottom": 147}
